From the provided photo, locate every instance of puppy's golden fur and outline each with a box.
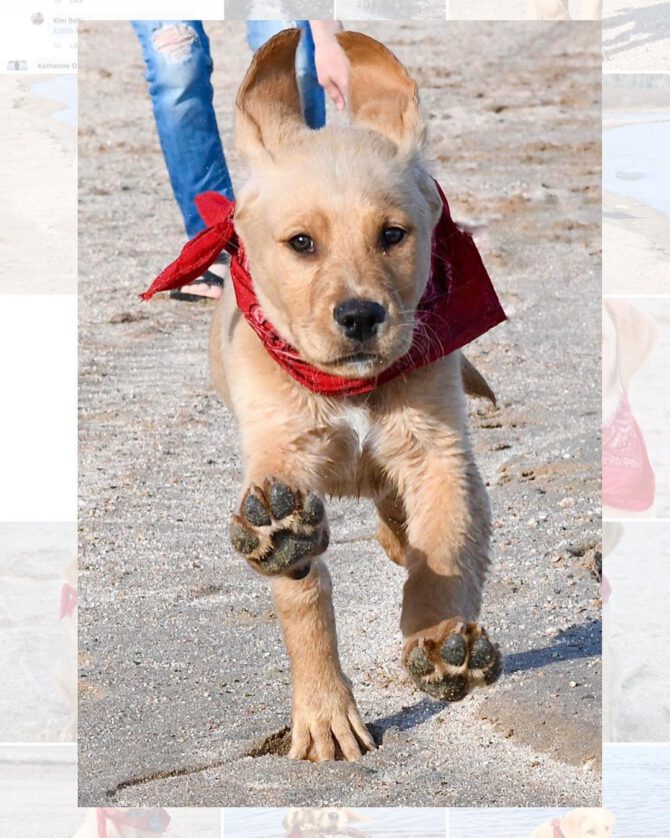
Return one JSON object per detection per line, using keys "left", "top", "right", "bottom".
{"left": 210, "top": 29, "right": 501, "bottom": 762}
{"left": 532, "top": 808, "right": 615, "bottom": 837}
{"left": 283, "top": 808, "right": 370, "bottom": 835}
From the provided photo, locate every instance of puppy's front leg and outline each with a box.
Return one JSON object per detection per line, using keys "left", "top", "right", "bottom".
{"left": 377, "top": 368, "right": 502, "bottom": 701}
{"left": 228, "top": 428, "right": 373, "bottom": 761}
{"left": 273, "top": 560, "right": 375, "bottom": 761}
{"left": 388, "top": 447, "right": 502, "bottom": 700}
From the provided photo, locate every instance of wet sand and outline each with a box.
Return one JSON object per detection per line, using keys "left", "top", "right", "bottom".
{"left": 603, "top": 0, "right": 670, "bottom": 71}
{"left": 603, "top": 110, "right": 670, "bottom": 295}
{"left": 0, "top": 75, "right": 76, "bottom": 294}
{"left": 0, "top": 523, "right": 76, "bottom": 743}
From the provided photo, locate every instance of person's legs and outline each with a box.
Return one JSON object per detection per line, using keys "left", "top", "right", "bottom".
{"left": 132, "top": 20, "right": 234, "bottom": 239}
{"left": 295, "top": 21, "right": 326, "bottom": 130}
{"left": 245, "top": 20, "right": 326, "bottom": 129}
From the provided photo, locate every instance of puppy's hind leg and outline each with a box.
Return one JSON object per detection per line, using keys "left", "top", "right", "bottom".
{"left": 375, "top": 491, "right": 408, "bottom": 567}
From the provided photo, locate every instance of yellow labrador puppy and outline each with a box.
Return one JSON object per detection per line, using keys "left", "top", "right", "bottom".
{"left": 283, "top": 807, "right": 371, "bottom": 835}
{"left": 532, "top": 809, "right": 616, "bottom": 837}
{"left": 208, "top": 30, "right": 503, "bottom": 762}
{"left": 531, "top": 0, "right": 602, "bottom": 18}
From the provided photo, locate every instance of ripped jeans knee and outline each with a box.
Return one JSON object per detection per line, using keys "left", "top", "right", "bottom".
{"left": 150, "top": 22, "right": 199, "bottom": 64}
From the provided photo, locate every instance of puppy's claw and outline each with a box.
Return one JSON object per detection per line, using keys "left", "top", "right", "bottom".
{"left": 348, "top": 708, "right": 376, "bottom": 753}
{"left": 287, "top": 722, "right": 310, "bottom": 761}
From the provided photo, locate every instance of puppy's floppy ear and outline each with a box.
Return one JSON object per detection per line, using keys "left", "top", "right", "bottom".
{"left": 344, "top": 809, "right": 372, "bottom": 824}
{"left": 236, "top": 28, "right": 306, "bottom": 163}
{"left": 336, "top": 30, "right": 425, "bottom": 155}
{"left": 604, "top": 300, "right": 658, "bottom": 388}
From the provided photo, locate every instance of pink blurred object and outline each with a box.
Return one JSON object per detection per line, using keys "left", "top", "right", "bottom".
{"left": 602, "top": 393, "right": 655, "bottom": 512}
{"left": 96, "top": 808, "right": 171, "bottom": 836}
{"left": 602, "top": 574, "right": 612, "bottom": 605}
{"left": 59, "top": 582, "right": 77, "bottom": 619}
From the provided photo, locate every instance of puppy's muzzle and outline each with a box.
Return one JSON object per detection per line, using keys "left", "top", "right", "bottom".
{"left": 334, "top": 298, "right": 387, "bottom": 343}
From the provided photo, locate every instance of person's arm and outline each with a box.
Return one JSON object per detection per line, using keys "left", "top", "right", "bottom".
{"left": 309, "top": 21, "right": 349, "bottom": 111}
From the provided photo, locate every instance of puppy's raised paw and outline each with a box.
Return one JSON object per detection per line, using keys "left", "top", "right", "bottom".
{"left": 403, "top": 620, "right": 502, "bottom": 701}
{"left": 230, "top": 478, "right": 329, "bottom": 577}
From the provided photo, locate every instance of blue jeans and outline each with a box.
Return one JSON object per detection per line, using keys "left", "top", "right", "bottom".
{"left": 132, "top": 20, "right": 325, "bottom": 238}
{"left": 246, "top": 20, "right": 325, "bottom": 132}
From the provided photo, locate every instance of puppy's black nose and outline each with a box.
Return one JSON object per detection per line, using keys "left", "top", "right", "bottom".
{"left": 333, "top": 299, "right": 386, "bottom": 343}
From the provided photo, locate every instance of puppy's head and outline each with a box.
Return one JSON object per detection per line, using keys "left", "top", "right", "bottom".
{"left": 560, "top": 808, "right": 616, "bottom": 837}
{"left": 234, "top": 29, "right": 442, "bottom": 379}
{"left": 316, "top": 808, "right": 350, "bottom": 831}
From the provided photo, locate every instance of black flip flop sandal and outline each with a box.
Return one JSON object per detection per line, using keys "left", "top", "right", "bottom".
{"left": 169, "top": 269, "right": 224, "bottom": 302}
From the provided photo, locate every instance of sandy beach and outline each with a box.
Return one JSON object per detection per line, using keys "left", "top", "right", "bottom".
{"left": 603, "top": 0, "right": 670, "bottom": 70}
{"left": 605, "top": 522, "right": 670, "bottom": 743}
{"left": 0, "top": 74, "right": 76, "bottom": 294}
{"left": 0, "top": 744, "right": 222, "bottom": 837}
{"left": 450, "top": 0, "right": 601, "bottom": 19}
{"left": 602, "top": 106, "right": 670, "bottom": 295}
{"left": 0, "top": 523, "right": 76, "bottom": 743}
{"left": 78, "top": 20, "right": 602, "bottom": 808}
{"left": 603, "top": 191, "right": 670, "bottom": 295}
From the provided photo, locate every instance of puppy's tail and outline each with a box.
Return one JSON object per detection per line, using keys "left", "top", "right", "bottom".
{"left": 461, "top": 354, "right": 496, "bottom": 405}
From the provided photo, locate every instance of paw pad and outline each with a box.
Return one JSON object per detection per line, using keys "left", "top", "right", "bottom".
{"left": 405, "top": 622, "right": 501, "bottom": 702}
{"left": 441, "top": 633, "right": 468, "bottom": 667}
{"left": 229, "top": 479, "right": 329, "bottom": 577}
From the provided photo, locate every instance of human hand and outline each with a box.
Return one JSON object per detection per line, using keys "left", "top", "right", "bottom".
{"left": 310, "top": 21, "right": 349, "bottom": 111}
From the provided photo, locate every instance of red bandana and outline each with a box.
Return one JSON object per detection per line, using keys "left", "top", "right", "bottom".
{"left": 551, "top": 818, "right": 565, "bottom": 838}
{"left": 59, "top": 582, "right": 77, "bottom": 619}
{"left": 602, "top": 574, "right": 611, "bottom": 605}
{"left": 96, "top": 808, "right": 171, "bottom": 836}
{"left": 141, "top": 182, "right": 506, "bottom": 396}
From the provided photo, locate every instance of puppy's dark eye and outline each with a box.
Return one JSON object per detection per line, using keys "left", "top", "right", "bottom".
{"left": 382, "top": 226, "right": 406, "bottom": 247}
{"left": 288, "top": 234, "right": 314, "bottom": 254}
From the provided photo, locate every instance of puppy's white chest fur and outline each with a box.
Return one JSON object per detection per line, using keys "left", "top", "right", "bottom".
{"left": 340, "top": 404, "right": 374, "bottom": 454}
